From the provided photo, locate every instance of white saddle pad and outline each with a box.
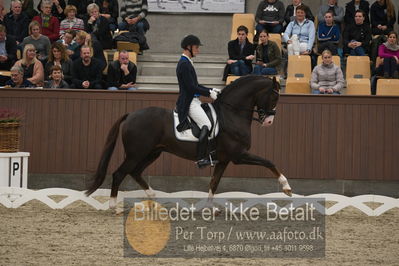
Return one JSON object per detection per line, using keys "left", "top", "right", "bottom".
{"left": 174, "top": 103, "right": 219, "bottom": 142}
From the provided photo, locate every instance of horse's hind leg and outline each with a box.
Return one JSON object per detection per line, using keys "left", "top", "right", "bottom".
{"left": 109, "top": 158, "right": 136, "bottom": 211}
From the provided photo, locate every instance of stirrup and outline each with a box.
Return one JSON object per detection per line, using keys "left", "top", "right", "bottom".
{"left": 196, "top": 154, "right": 218, "bottom": 169}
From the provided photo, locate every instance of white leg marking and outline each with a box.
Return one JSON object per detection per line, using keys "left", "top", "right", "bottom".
{"left": 278, "top": 174, "right": 292, "bottom": 191}
{"left": 109, "top": 197, "right": 117, "bottom": 209}
{"left": 145, "top": 187, "right": 156, "bottom": 198}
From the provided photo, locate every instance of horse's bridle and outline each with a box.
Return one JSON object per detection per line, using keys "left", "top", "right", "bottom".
{"left": 218, "top": 87, "right": 279, "bottom": 124}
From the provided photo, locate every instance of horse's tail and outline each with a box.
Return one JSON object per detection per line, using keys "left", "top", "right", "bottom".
{"left": 85, "top": 113, "right": 129, "bottom": 196}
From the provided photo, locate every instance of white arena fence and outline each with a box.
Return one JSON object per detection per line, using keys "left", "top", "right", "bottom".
{"left": 0, "top": 187, "right": 398, "bottom": 216}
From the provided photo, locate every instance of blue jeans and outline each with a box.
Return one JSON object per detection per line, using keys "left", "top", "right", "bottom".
{"left": 230, "top": 60, "right": 250, "bottom": 76}
{"left": 108, "top": 86, "right": 137, "bottom": 91}
{"left": 118, "top": 21, "right": 146, "bottom": 35}
{"left": 312, "top": 89, "right": 340, "bottom": 95}
{"left": 256, "top": 23, "right": 283, "bottom": 34}
{"left": 253, "top": 65, "right": 277, "bottom": 75}
{"left": 349, "top": 46, "right": 366, "bottom": 56}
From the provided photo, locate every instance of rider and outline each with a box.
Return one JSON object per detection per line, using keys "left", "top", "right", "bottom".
{"left": 176, "top": 35, "right": 220, "bottom": 168}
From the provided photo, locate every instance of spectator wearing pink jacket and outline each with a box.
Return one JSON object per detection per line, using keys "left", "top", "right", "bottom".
{"left": 377, "top": 32, "right": 399, "bottom": 78}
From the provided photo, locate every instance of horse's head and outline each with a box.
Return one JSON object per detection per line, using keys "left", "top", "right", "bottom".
{"left": 255, "top": 77, "right": 280, "bottom": 127}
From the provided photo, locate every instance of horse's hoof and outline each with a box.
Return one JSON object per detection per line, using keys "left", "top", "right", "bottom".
{"left": 283, "top": 189, "right": 292, "bottom": 197}
{"left": 114, "top": 207, "right": 124, "bottom": 215}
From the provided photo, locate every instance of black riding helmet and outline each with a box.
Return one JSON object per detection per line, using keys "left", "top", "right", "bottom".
{"left": 181, "top": 35, "right": 202, "bottom": 49}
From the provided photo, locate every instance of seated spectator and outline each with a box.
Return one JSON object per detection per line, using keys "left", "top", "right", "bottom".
{"left": 84, "top": 3, "right": 113, "bottom": 49}
{"left": 45, "top": 42, "right": 72, "bottom": 83}
{"left": 71, "top": 31, "right": 106, "bottom": 71}
{"left": 284, "top": 0, "right": 314, "bottom": 26}
{"left": 21, "top": 21, "right": 51, "bottom": 63}
{"left": 58, "top": 29, "right": 79, "bottom": 56}
{"left": 119, "top": 0, "right": 149, "bottom": 36}
{"left": 5, "top": 65, "right": 35, "bottom": 88}
{"left": 3, "top": 0, "right": 30, "bottom": 44}
{"left": 0, "top": 25, "right": 18, "bottom": 70}
{"left": 21, "top": 0, "right": 38, "bottom": 19}
{"left": 66, "top": 0, "right": 87, "bottom": 19}
{"left": 32, "top": 0, "right": 60, "bottom": 43}
{"left": 59, "top": 5, "right": 85, "bottom": 37}
{"left": 370, "top": 0, "right": 396, "bottom": 36}
{"left": 317, "top": 10, "right": 340, "bottom": 55}
{"left": 317, "top": 0, "right": 344, "bottom": 28}
{"left": 13, "top": 44, "right": 44, "bottom": 86}
{"left": 255, "top": 0, "right": 285, "bottom": 36}
{"left": 344, "top": 0, "right": 370, "bottom": 25}
{"left": 107, "top": 50, "right": 137, "bottom": 90}
{"left": 224, "top": 25, "right": 254, "bottom": 78}
{"left": 343, "top": 10, "right": 371, "bottom": 56}
{"left": 44, "top": 64, "right": 69, "bottom": 88}
{"left": 311, "top": 49, "right": 344, "bottom": 94}
{"left": 37, "top": 0, "right": 66, "bottom": 21}
{"left": 376, "top": 31, "right": 399, "bottom": 78}
{"left": 71, "top": 45, "right": 102, "bottom": 89}
{"left": 253, "top": 30, "right": 281, "bottom": 75}
{"left": 97, "top": 0, "right": 119, "bottom": 32}
{"left": 283, "top": 5, "right": 315, "bottom": 55}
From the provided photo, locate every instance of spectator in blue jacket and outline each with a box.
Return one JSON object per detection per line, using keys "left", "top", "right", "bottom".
{"left": 283, "top": 5, "right": 315, "bottom": 55}
{"left": 317, "top": 10, "right": 340, "bottom": 55}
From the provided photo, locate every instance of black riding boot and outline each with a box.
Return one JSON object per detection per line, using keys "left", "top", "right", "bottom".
{"left": 196, "top": 126, "right": 214, "bottom": 168}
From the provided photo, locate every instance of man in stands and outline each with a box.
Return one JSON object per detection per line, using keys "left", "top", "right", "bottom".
{"left": 107, "top": 50, "right": 137, "bottom": 91}
{"left": 119, "top": 0, "right": 149, "bottom": 36}
{"left": 255, "top": 0, "right": 285, "bottom": 35}
{"left": 71, "top": 45, "right": 102, "bottom": 89}
{"left": 3, "top": 0, "right": 30, "bottom": 45}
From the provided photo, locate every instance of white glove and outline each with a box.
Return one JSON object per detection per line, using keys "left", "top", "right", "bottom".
{"left": 209, "top": 89, "right": 218, "bottom": 100}
{"left": 212, "top": 88, "right": 222, "bottom": 94}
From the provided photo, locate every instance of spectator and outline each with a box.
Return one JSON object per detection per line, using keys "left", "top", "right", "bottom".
{"left": 21, "top": 21, "right": 51, "bottom": 63}
{"left": 84, "top": 3, "right": 112, "bottom": 49}
{"left": 311, "top": 49, "right": 344, "bottom": 94}
{"left": 71, "top": 45, "right": 102, "bottom": 89}
{"left": 3, "top": 0, "right": 30, "bottom": 44}
{"left": 37, "top": 0, "right": 66, "bottom": 21}
{"left": 343, "top": 10, "right": 371, "bottom": 55}
{"left": 317, "top": 10, "right": 340, "bottom": 55}
{"left": 370, "top": 0, "right": 396, "bottom": 36}
{"left": 44, "top": 64, "right": 69, "bottom": 88}
{"left": 32, "top": 0, "right": 60, "bottom": 43}
{"left": 253, "top": 30, "right": 281, "bottom": 75}
{"left": 284, "top": 0, "right": 314, "bottom": 26}
{"left": 67, "top": 0, "right": 88, "bottom": 19}
{"left": 21, "top": 0, "right": 38, "bottom": 19}
{"left": 45, "top": 42, "right": 72, "bottom": 83}
{"left": 5, "top": 65, "right": 35, "bottom": 88}
{"left": 0, "top": 25, "right": 18, "bottom": 70}
{"left": 71, "top": 30, "right": 106, "bottom": 71}
{"left": 283, "top": 5, "right": 315, "bottom": 56}
{"left": 97, "top": 0, "right": 119, "bottom": 32}
{"left": 119, "top": 0, "right": 149, "bottom": 36}
{"left": 344, "top": 0, "right": 370, "bottom": 25}
{"left": 59, "top": 5, "right": 85, "bottom": 37}
{"left": 58, "top": 29, "right": 78, "bottom": 56}
{"left": 225, "top": 25, "right": 255, "bottom": 78}
{"left": 107, "top": 50, "right": 137, "bottom": 90}
{"left": 317, "top": 0, "right": 344, "bottom": 27}
{"left": 13, "top": 43, "right": 44, "bottom": 86}
{"left": 255, "top": 0, "right": 285, "bottom": 35}
{"left": 376, "top": 31, "right": 399, "bottom": 78}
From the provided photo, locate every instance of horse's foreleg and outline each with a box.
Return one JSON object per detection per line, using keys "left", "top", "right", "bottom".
{"left": 205, "top": 161, "right": 229, "bottom": 213}
{"left": 232, "top": 152, "right": 292, "bottom": 196}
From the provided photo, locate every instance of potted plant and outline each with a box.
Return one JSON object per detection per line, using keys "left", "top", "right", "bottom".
{"left": 0, "top": 108, "right": 24, "bottom": 152}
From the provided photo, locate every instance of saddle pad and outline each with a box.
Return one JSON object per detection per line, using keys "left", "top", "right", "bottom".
{"left": 174, "top": 103, "right": 219, "bottom": 142}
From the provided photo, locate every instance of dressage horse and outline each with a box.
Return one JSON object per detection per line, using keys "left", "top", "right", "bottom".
{"left": 86, "top": 75, "right": 292, "bottom": 211}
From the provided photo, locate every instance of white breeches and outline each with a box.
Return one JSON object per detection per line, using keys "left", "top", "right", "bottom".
{"left": 287, "top": 42, "right": 309, "bottom": 55}
{"left": 189, "top": 97, "right": 211, "bottom": 129}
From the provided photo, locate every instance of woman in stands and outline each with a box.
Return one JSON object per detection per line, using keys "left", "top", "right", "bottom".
{"left": 311, "top": 49, "right": 344, "bottom": 94}
{"left": 84, "top": 3, "right": 113, "bottom": 49}
{"left": 13, "top": 44, "right": 44, "bottom": 87}
{"left": 253, "top": 30, "right": 281, "bottom": 75}
{"left": 370, "top": 0, "right": 396, "bottom": 36}
{"left": 344, "top": 0, "right": 370, "bottom": 26}
{"left": 20, "top": 21, "right": 51, "bottom": 64}
{"left": 32, "top": 0, "right": 60, "bottom": 43}
{"left": 343, "top": 10, "right": 371, "bottom": 56}
{"left": 45, "top": 42, "right": 73, "bottom": 84}
{"left": 376, "top": 32, "right": 399, "bottom": 78}
{"left": 59, "top": 5, "right": 85, "bottom": 38}
{"left": 317, "top": 10, "right": 340, "bottom": 55}
{"left": 97, "top": 0, "right": 119, "bottom": 32}
{"left": 5, "top": 65, "right": 35, "bottom": 88}
{"left": 283, "top": 5, "right": 315, "bottom": 56}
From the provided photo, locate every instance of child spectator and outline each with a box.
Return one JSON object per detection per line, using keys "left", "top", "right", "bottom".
{"left": 44, "top": 64, "right": 69, "bottom": 88}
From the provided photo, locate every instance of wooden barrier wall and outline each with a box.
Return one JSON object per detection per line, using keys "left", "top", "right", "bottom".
{"left": 1, "top": 88, "right": 398, "bottom": 181}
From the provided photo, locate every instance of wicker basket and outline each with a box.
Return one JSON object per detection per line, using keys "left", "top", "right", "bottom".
{"left": 0, "top": 122, "right": 20, "bottom": 152}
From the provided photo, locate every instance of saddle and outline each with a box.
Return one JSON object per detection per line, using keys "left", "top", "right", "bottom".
{"left": 174, "top": 103, "right": 219, "bottom": 142}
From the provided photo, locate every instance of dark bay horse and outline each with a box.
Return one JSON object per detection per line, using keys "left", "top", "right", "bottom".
{"left": 86, "top": 75, "right": 292, "bottom": 211}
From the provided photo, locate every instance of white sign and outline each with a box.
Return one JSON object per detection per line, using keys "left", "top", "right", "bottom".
{"left": 148, "top": 0, "right": 245, "bottom": 13}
